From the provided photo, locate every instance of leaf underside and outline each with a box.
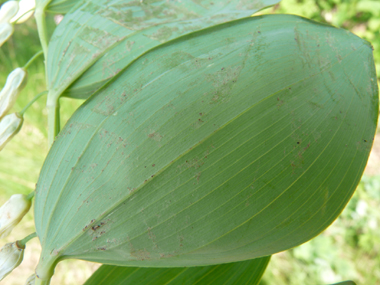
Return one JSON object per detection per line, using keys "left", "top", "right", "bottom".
{"left": 46, "top": 0, "right": 84, "bottom": 14}
{"left": 84, "top": 256, "right": 270, "bottom": 285}
{"left": 46, "top": 0, "right": 280, "bottom": 99}
{"left": 35, "top": 15, "right": 378, "bottom": 268}
{"left": 331, "top": 281, "right": 356, "bottom": 285}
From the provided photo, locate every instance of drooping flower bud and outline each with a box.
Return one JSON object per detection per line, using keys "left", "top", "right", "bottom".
{"left": 0, "top": 68, "right": 27, "bottom": 119}
{"left": 10, "top": 0, "right": 35, "bottom": 24}
{"left": 0, "top": 22, "right": 13, "bottom": 47}
{"left": 0, "top": 113, "right": 23, "bottom": 152}
{"left": 25, "top": 274, "right": 35, "bottom": 285}
{"left": 0, "top": 241, "right": 25, "bottom": 281}
{"left": 0, "top": 1, "right": 19, "bottom": 24}
{"left": 0, "top": 194, "right": 31, "bottom": 238}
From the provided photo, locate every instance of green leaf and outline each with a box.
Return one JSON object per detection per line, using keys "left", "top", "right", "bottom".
{"left": 84, "top": 256, "right": 270, "bottom": 285}
{"left": 45, "top": 0, "right": 280, "bottom": 100}
{"left": 34, "top": 14, "right": 378, "bottom": 276}
{"left": 46, "top": 0, "right": 84, "bottom": 14}
{"left": 330, "top": 281, "right": 356, "bottom": 285}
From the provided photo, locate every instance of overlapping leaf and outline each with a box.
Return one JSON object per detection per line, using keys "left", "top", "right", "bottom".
{"left": 35, "top": 15, "right": 378, "bottom": 271}
{"left": 84, "top": 256, "right": 270, "bottom": 285}
{"left": 45, "top": 0, "right": 280, "bottom": 99}
{"left": 46, "top": 0, "right": 84, "bottom": 14}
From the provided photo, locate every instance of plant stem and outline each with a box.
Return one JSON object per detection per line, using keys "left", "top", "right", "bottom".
{"left": 35, "top": 253, "right": 58, "bottom": 285}
{"left": 19, "top": 91, "right": 48, "bottom": 116}
{"left": 35, "top": 1, "right": 60, "bottom": 148}
{"left": 23, "top": 50, "right": 44, "bottom": 70}
{"left": 12, "top": 8, "right": 35, "bottom": 24}
{"left": 26, "top": 191, "right": 35, "bottom": 201}
{"left": 34, "top": 8, "right": 48, "bottom": 70}
{"left": 35, "top": 276, "right": 51, "bottom": 285}
{"left": 47, "top": 94, "right": 60, "bottom": 147}
{"left": 18, "top": 232, "right": 37, "bottom": 248}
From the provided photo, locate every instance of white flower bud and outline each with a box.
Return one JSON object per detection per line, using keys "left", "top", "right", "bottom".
{"left": 0, "top": 68, "right": 27, "bottom": 119}
{"left": 25, "top": 274, "right": 35, "bottom": 285}
{"left": 0, "top": 241, "right": 25, "bottom": 281}
{"left": 0, "top": 1, "right": 19, "bottom": 24}
{"left": 10, "top": 0, "right": 35, "bottom": 24}
{"left": 0, "top": 113, "right": 23, "bottom": 151}
{"left": 0, "top": 22, "right": 13, "bottom": 47}
{"left": 0, "top": 194, "right": 31, "bottom": 238}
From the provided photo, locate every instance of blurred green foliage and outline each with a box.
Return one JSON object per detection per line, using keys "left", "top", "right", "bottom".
{"left": 0, "top": 0, "right": 379, "bottom": 284}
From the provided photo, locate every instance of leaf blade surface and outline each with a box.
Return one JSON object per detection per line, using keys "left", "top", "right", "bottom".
{"left": 46, "top": 0, "right": 280, "bottom": 99}
{"left": 84, "top": 256, "right": 270, "bottom": 285}
{"left": 35, "top": 15, "right": 379, "bottom": 268}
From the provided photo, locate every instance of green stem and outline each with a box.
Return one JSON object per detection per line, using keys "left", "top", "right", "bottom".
{"left": 34, "top": 8, "right": 49, "bottom": 70}
{"left": 23, "top": 50, "right": 44, "bottom": 70}
{"left": 19, "top": 91, "right": 48, "bottom": 116}
{"left": 26, "top": 191, "right": 35, "bottom": 201}
{"left": 35, "top": 276, "right": 51, "bottom": 285}
{"left": 47, "top": 94, "right": 60, "bottom": 147}
{"left": 35, "top": 2, "right": 60, "bottom": 148}
{"left": 18, "top": 232, "right": 37, "bottom": 248}
{"left": 35, "top": 253, "right": 58, "bottom": 285}
{"left": 12, "top": 7, "right": 35, "bottom": 24}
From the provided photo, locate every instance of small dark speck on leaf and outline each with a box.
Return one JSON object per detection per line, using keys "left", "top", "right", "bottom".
{"left": 258, "top": 31, "right": 261, "bottom": 33}
{"left": 297, "top": 142, "right": 300, "bottom": 144}
{"left": 364, "top": 140, "right": 367, "bottom": 142}
{"left": 221, "top": 67, "right": 225, "bottom": 70}
{"left": 152, "top": 164, "right": 155, "bottom": 167}
{"left": 92, "top": 225, "right": 100, "bottom": 231}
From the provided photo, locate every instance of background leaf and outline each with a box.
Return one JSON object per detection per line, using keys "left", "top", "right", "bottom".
{"left": 35, "top": 14, "right": 378, "bottom": 271}
{"left": 84, "top": 256, "right": 270, "bottom": 285}
{"left": 46, "top": 0, "right": 85, "bottom": 14}
{"left": 45, "top": 0, "right": 280, "bottom": 99}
